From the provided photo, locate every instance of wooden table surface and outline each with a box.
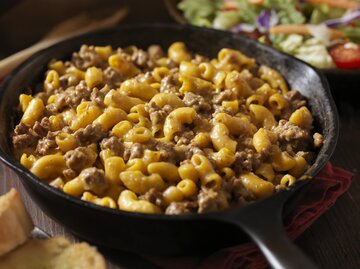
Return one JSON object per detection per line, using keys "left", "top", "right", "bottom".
{"left": 1, "top": 1, "right": 359, "bottom": 268}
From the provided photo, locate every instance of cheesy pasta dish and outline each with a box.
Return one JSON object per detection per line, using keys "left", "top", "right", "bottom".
{"left": 12, "top": 42, "right": 323, "bottom": 214}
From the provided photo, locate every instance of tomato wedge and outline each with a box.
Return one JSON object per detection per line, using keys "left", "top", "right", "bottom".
{"left": 329, "top": 43, "right": 360, "bottom": 69}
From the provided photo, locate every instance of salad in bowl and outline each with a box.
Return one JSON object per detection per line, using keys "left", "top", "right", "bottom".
{"left": 175, "top": 0, "right": 360, "bottom": 69}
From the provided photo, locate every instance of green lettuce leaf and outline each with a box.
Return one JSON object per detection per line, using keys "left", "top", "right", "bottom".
{"left": 269, "top": 33, "right": 287, "bottom": 50}
{"left": 213, "top": 11, "right": 241, "bottom": 30}
{"left": 233, "top": 0, "right": 260, "bottom": 24}
{"left": 340, "top": 27, "right": 360, "bottom": 43}
{"left": 177, "top": 0, "right": 222, "bottom": 27}
{"left": 264, "top": 0, "right": 305, "bottom": 24}
{"left": 309, "top": 4, "right": 346, "bottom": 24}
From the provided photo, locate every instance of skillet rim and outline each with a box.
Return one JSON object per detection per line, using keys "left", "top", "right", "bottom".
{"left": 0, "top": 23, "right": 339, "bottom": 220}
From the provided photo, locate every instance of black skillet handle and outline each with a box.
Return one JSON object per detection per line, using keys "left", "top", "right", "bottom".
{"left": 226, "top": 193, "right": 318, "bottom": 269}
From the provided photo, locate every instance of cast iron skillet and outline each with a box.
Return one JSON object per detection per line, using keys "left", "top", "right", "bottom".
{"left": 0, "top": 24, "right": 338, "bottom": 269}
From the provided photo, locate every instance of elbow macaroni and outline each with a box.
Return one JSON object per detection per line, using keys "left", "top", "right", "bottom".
{"left": 118, "top": 190, "right": 161, "bottom": 214}
{"left": 13, "top": 42, "right": 321, "bottom": 215}
{"left": 210, "top": 123, "right": 237, "bottom": 153}
{"left": 191, "top": 154, "right": 222, "bottom": 189}
{"left": 21, "top": 98, "right": 45, "bottom": 127}
{"left": 163, "top": 107, "right": 196, "bottom": 140}
{"left": 120, "top": 171, "right": 165, "bottom": 195}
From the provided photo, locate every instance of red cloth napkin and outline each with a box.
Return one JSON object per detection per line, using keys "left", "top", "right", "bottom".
{"left": 148, "top": 163, "right": 354, "bottom": 269}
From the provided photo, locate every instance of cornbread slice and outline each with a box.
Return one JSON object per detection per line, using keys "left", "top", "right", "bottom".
{"left": 0, "top": 188, "right": 34, "bottom": 256}
{"left": 0, "top": 237, "right": 107, "bottom": 269}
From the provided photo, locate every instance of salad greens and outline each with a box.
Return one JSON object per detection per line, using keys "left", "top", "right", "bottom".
{"left": 177, "top": 0, "right": 360, "bottom": 69}
{"left": 342, "top": 27, "right": 360, "bottom": 43}
{"left": 213, "top": 11, "right": 241, "bottom": 30}
{"left": 295, "top": 38, "right": 335, "bottom": 68}
{"left": 263, "top": 0, "right": 305, "bottom": 24}
{"left": 233, "top": 0, "right": 260, "bottom": 24}
{"left": 177, "top": 0, "right": 222, "bottom": 27}
{"left": 308, "top": 4, "right": 346, "bottom": 24}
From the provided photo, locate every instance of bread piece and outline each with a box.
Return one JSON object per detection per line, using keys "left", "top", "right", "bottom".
{"left": 0, "top": 236, "right": 107, "bottom": 269}
{"left": 0, "top": 188, "right": 34, "bottom": 256}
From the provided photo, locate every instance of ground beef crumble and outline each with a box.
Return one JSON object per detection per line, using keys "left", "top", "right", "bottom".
{"left": 197, "top": 188, "right": 229, "bottom": 213}
{"left": 12, "top": 123, "right": 37, "bottom": 149}
{"left": 36, "top": 131, "right": 58, "bottom": 155}
{"left": 160, "top": 73, "right": 181, "bottom": 95}
{"left": 13, "top": 118, "right": 51, "bottom": 150}
{"left": 138, "top": 188, "right": 166, "bottom": 209}
{"left": 64, "top": 146, "right": 97, "bottom": 173}
{"left": 72, "top": 45, "right": 103, "bottom": 70}
{"left": 183, "top": 92, "right": 212, "bottom": 113}
{"left": 233, "top": 149, "right": 262, "bottom": 174}
{"left": 12, "top": 43, "right": 323, "bottom": 215}
{"left": 103, "top": 66, "right": 124, "bottom": 88}
{"left": 78, "top": 167, "right": 108, "bottom": 195}
{"left": 224, "top": 177, "right": 256, "bottom": 204}
{"left": 165, "top": 201, "right": 197, "bottom": 215}
{"left": 273, "top": 119, "right": 311, "bottom": 153}
{"left": 123, "top": 142, "right": 145, "bottom": 161}
{"left": 64, "top": 81, "right": 92, "bottom": 108}
{"left": 74, "top": 124, "right": 107, "bottom": 146}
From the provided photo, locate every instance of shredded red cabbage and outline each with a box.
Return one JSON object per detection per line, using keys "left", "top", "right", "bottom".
{"left": 256, "top": 9, "right": 279, "bottom": 33}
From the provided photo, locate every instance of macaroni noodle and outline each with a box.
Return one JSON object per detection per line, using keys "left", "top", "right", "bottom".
{"left": 12, "top": 43, "right": 323, "bottom": 214}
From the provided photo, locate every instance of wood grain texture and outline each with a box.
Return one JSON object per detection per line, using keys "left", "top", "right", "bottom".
{"left": 1, "top": 1, "right": 359, "bottom": 268}
{"left": 297, "top": 94, "right": 360, "bottom": 269}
